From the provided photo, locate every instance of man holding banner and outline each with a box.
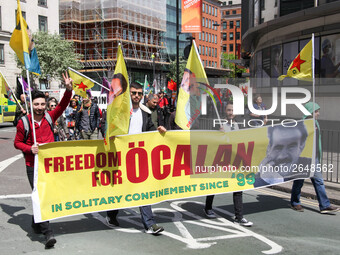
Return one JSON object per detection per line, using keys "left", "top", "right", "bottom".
{"left": 14, "top": 73, "right": 73, "bottom": 248}
{"left": 106, "top": 81, "right": 167, "bottom": 234}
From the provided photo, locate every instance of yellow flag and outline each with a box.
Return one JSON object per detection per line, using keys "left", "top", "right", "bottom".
{"left": 68, "top": 69, "right": 94, "bottom": 98}
{"left": 10, "top": 0, "right": 41, "bottom": 75}
{"left": 0, "top": 74, "right": 5, "bottom": 95}
{"left": 175, "top": 41, "right": 206, "bottom": 130}
{"left": 104, "top": 45, "right": 131, "bottom": 151}
{"left": 278, "top": 39, "right": 312, "bottom": 81}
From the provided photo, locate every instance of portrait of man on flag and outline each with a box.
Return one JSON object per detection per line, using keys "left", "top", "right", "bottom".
{"left": 108, "top": 73, "right": 128, "bottom": 104}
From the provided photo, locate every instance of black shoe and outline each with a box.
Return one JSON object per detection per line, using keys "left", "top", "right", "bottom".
{"left": 145, "top": 224, "right": 164, "bottom": 235}
{"left": 45, "top": 233, "right": 56, "bottom": 249}
{"left": 106, "top": 216, "right": 119, "bottom": 227}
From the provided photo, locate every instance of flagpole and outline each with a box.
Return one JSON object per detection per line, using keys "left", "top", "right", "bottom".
{"left": 192, "top": 40, "right": 223, "bottom": 128}
{"left": 0, "top": 70, "right": 22, "bottom": 110}
{"left": 26, "top": 70, "right": 37, "bottom": 145}
{"left": 19, "top": 76, "right": 29, "bottom": 113}
{"left": 312, "top": 33, "right": 316, "bottom": 164}
{"left": 68, "top": 67, "right": 109, "bottom": 91}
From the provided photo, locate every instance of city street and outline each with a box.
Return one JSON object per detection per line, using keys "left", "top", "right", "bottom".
{"left": 1, "top": 124, "right": 339, "bottom": 255}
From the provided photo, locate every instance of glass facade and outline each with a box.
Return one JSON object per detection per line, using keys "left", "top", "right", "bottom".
{"left": 163, "top": 0, "right": 187, "bottom": 60}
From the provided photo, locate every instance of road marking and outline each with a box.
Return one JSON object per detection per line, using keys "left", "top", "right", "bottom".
{"left": 0, "top": 193, "right": 31, "bottom": 199}
{"left": 0, "top": 154, "right": 23, "bottom": 173}
{"left": 93, "top": 200, "right": 282, "bottom": 254}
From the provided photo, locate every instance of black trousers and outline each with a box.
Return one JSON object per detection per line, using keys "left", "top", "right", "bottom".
{"left": 205, "top": 192, "right": 244, "bottom": 220}
{"left": 26, "top": 166, "right": 52, "bottom": 235}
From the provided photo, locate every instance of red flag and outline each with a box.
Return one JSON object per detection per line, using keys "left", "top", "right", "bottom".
{"left": 167, "top": 79, "right": 177, "bottom": 91}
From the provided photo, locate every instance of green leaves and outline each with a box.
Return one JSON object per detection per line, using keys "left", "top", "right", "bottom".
{"left": 16, "top": 31, "right": 82, "bottom": 80}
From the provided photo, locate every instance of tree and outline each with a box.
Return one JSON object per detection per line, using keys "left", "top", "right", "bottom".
{"left": 221, "top": 53, "right": 247, "bottom": 78}
{"left": 16, "top": 31, "right": 82, "bottom": 80}
{"left": 166, "top": 57, "right": 187, "bottom": 84}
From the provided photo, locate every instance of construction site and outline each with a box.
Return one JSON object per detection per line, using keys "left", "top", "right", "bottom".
{"left": 59, "top": 0, "right": 168, "bottom": 85}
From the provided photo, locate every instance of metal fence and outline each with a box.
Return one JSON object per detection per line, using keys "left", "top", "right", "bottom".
{"left": 321, "top": 130, "right": 340, "bottom": 183}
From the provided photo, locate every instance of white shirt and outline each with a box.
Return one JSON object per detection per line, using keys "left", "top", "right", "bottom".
{"left": 129, "top": 108, "right": 143, "bottom": 134}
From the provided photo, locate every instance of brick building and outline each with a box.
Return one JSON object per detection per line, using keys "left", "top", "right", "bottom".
{"left": 221, "top": 1, "right": 241, "bottom": 62}
{"left": 192, "top": 0, "right": 221, "bottom": 69}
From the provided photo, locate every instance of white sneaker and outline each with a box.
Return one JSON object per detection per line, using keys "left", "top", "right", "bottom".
{"left": 234, "top": 217, "right": 253, "bottom": 227}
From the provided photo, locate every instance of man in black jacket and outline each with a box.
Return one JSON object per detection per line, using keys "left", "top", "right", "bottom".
{"left": 76, "top": 97, "right": 100, "bottom": 140}
{"left": 106, "top": 82, "right": 166, "bottom": 235}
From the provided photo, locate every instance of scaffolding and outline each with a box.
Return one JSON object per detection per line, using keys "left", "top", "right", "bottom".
{"left": 59, "top": 0, "right": 168, "bottom": 74}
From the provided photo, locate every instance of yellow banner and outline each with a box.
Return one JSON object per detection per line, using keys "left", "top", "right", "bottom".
{"left": 33, "top": 120, "right": 314, "bottom": 222}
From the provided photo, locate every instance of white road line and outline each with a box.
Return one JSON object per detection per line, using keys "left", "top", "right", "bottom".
{"left": 0, "top": 193, "right": 31, "bottom": 199}
{"left": 0, "top": 154, "right": 23, "bottom": 173}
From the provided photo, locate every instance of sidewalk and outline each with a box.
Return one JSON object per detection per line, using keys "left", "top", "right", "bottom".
{"left": 270, "top": 179, "right": 340, "bottom": 206}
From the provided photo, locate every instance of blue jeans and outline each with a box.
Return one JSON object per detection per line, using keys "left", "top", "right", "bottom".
{"left": 291, "top": 159, "right": 330, "bottom": 210}
{"left": 139, "top": 205, "right": 156, "bottom": 229}
{"left": 107, "top": 205, "right": 156, "bottom": 230}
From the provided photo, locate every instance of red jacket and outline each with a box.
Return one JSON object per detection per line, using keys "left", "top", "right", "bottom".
{"left": 14, "top": 90, "right": 72, "bottom": 167}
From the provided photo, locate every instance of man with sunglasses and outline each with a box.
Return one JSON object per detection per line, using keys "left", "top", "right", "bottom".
{"left": 106, "top": 82, "right": 167, "bottom": 234}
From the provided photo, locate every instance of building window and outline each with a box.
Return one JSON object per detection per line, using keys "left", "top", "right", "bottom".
{"left": 260, "top": 0, "right": 265, "bottom": 10}
{"left": 209, "top": 19, "right": 211, "bottom": 29}
{"left": 225, "top": 11, "right": 230, "bottom": 15}
{"left": 199, "top": 45, "right": 201, "bottom": 54}
{"left": 15, "top": 10, "right": 26, "bottom": 24}
{"left": 209, "top": 47, "right": 211, "bottom": 56}
{"left": 38, "top": 15, "right": 48, "bottom": 32}
{"left": 274, "top": 0, "right": 278, "bottom": 7}
{"left": 222, "top": 21, "right": 227, "bottom": 29}
{"left": 199, "top": 33, "right": 201, "bottom": 40}
{"left": 229, "top": 32, "right": 234, "bottom": 40}
{"left": 202, "top": 32, "right": 205, "bottom": 41}
{"left": 202, "top": 3, "right": 205, "bottom": 12}
{"left": 38, "top": 0, "right": 47, "bottom": 7}
{"left": 202, "top": 46, "right": 205, "bottom": 55}
{"left": 215, "top": 7, "right": 217, "bottom": 17}
{"left": 123, "top": 29, "right": 127, "bottom": 40}
{"left": 215, "top": 48, "right": 217, "bottom": 57}
{"left": 206, "top": 5, "right": 209, "bottom": 14}
{"left": 236, "top": 32, "right": 240, "bottom": 40}
{"left": 228, "top": 1, "right": 233, "bottom": 5}
{"left": 202, "top": 17, "right": 205, "bottom": 27}
{"left": 236, "top": 20, "right": 240, "bottom": 28}
{"left": 209, "top": 5, "right": 211, "bottom": 15}
{"left": 209, "top": 61, "right": 211, "bottom": 66}
{"left": 205, "top": 47, "right": 208, "bottom": 55}
{"left": 206, "top": 60, "right": 208, "bottom": 66}
{"left": 128, "top": 31, "right": 133, "bottom": 40}
{"left": 229, "top": 44, "right": 234, "bottom": 52}
{"left": 232, "top": 10, "right": 236, "bottom": 14}
{"left": 230, "top": 21, "right": 234, "bottom": 29}
{"left": 215, "top": 35, "right": 217, "bottom": 43}
{"left": 223, "top": 45, "right": 227, "bottom": 52}
{"left": 0, "top": 44, "right": 4, "bottom": 64}
{"left": 223, "top": 33, "right": 227, "bottom": 40}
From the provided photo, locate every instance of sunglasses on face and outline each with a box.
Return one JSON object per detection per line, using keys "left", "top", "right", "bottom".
{"left": 50, "top": 104, "right": 56, "bottom": 107}
{"left": 131, "top": 91, "right": 143, "bottom": 96}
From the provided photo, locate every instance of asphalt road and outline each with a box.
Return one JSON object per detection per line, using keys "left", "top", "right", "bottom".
{"left": 0, "top": 123, "right": 339, "bottom": 255}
